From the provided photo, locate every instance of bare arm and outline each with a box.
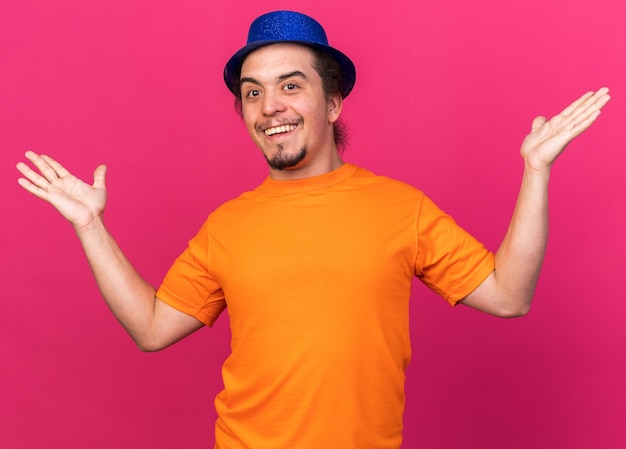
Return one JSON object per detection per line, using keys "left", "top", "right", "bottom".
{"left": 460, "top": 88, "right": 611, "bottom": 317}
{"left": 16, "top": 151, "right": 203, "bottom": 350}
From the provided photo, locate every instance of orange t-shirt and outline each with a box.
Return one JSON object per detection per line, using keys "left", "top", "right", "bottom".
{"left": 157, "top": 163, "right": 494, "bottom": 449}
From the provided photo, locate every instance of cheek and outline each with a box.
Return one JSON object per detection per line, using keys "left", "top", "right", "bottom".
{"left": 242, "top": 110, "right": 257, "bottom": 133}
{"left": 311, "top": 106, "right": 331, "bottom": 128}
{"left": 241, "top": 101, "right": 255, "bottom": 120}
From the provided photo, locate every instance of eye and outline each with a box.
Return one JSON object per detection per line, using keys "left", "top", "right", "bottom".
{"left": 245, "top": 89, "right": 261, "bottom": 98}
{"left": 284, "top": 83, "right": 298, "bottom": 91}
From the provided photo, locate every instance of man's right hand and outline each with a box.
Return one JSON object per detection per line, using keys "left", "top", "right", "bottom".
{"left": 16, "top": 151, "right": 203, "bottom": 350}
{"left": 16, "top": 151, "right": 107, "bottom": 231}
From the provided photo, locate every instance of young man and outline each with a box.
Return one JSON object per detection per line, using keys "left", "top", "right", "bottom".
{"left": 16, "top": 10, "right": 610, "bottom": 449}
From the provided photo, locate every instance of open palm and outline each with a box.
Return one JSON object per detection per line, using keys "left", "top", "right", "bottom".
{"left": 17, "top": 151, "right": 107, "bottom": 231}
{"left": 521, "top": 87, "right": 610, "bottom": 173}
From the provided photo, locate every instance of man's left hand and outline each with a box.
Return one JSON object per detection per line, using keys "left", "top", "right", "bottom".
{"left": 521, "top": 87, "right": 611, "bottom": 175}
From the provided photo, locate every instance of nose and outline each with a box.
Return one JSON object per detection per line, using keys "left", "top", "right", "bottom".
{"left": 261, "top": 89, "right": 286, "bottom": 116}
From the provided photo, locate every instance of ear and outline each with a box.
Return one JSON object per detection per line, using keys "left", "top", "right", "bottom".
{"left": 327, "top": 93, "right": 343, "bottom": 124}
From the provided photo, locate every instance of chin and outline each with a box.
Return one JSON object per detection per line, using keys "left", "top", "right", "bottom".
{"left": 265, "top": 146, "right": 307, "bottom": 171}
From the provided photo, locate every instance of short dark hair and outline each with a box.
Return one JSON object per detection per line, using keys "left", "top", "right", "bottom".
{"left": 233, "top": 45, "right": 349, "bottom": 151}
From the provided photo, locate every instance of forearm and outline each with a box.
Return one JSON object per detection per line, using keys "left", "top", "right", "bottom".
{"left": 76, "top": 216, "right": 159, "bottom": 348}
{"left": 17, "top": 152, "right": 202, "bottom": 349}
{"left": 461, "top": 88, "right": 609, "bottom": 317}
{"left": 493, "top": 165, "right": 551, "bottom": 312}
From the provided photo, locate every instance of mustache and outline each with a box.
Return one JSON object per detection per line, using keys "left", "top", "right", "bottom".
{"left": 256, "top": 117, "right": 303, "bottom": 133}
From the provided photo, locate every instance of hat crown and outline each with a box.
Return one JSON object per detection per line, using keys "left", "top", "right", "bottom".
{"left": 247, "top": 11, "right": 329, "bottom": 46}
{"left": 224, "top": 10, "right": 356, "bottom": 98}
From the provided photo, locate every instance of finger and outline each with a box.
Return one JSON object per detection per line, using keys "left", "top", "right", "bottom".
{"left": 555, "top": 88, "right": 611, "bottom": 135}
{"left": 40, "top": 154, "right": 71, "bottom": 178}
{"left": 580, "top": 88, "right": 610, "bottom": 115}
{"left": 17, "top": 175, "right": 49, "bottom": 200}
{"left": 570, "top": 109, "right": 602, "bottom": 135}
{"left": 24, "top": 151, "right": 60, "bottom": 183}
{"left": 93, "top": 165, "right": 107, "bottom": 189}
{"left": 589, "top": 88, "right": 611, "bottom": 112}
{"left": 561, "top": 87, "right": 610, "bottom": 120}
{"left": 531, "top": 116, "right": 547, "bottom": 132}
{"left": 559, "top": 91, "right": 595, "bottom": 119}
{"left": 16, "top": 160, "right": 53, "bottom": 191}
{"left": 567, "top": 91, "right": 610, "bottom": 133}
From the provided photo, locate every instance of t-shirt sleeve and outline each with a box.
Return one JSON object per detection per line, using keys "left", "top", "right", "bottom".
{"left": 156, "top": 219, "right": 226, "bottom": 326}
{"left": 414, "top": 194, "right": 495, "bottom": 306}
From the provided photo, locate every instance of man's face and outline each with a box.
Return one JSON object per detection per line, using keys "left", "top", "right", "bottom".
{"left": 239, "top": 43, "right": 342, "bottom": 179}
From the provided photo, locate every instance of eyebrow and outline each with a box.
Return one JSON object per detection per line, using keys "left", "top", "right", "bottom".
{"left": 240, "top": 70, "right": 308, "bottom": 86}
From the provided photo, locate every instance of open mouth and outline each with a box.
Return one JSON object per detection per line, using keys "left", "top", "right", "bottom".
{"left": 264, "top": 124, "right": 297, "bottom": 136}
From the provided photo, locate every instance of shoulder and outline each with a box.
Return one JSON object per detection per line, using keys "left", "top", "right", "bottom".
{"left": 207, "top": 189, "right": 259, "bottom": 221}
{"left": 349, "top": 165, "right": 424, "bottom": 197}
{"left": 349, "top": 164, "right": 399, "bottom": 183}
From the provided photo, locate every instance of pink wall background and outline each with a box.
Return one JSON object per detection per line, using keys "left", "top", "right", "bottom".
{"left": 2, "top": 0, "right": 625, "bottom": 448}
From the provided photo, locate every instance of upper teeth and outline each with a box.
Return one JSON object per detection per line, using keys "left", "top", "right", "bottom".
{"left": 265, "top": 124, "right": 296, "bottom": 136}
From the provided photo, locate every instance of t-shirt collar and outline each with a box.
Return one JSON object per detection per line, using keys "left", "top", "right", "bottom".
{"left": 257, "top": 163, "right": 358, "bottom": 194}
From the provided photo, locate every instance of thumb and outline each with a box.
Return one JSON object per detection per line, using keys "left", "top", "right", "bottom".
{"left": 93, "top": 164, "right": 107, "bottom": 189}
{"left": 531, "top": 116, "right": 547, "bottom": 132}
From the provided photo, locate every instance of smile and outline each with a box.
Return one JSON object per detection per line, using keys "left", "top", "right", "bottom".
{"left": 264, "top": 124, "right": 297, "bottom": 136}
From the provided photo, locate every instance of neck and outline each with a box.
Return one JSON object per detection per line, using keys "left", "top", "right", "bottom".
{"left": 268, "top": 148, "right": 344, "bottom": 181}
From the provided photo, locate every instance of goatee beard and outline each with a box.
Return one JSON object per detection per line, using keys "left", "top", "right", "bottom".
{"left": 265, "top": 145, "right": 308, "bottom": 171}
